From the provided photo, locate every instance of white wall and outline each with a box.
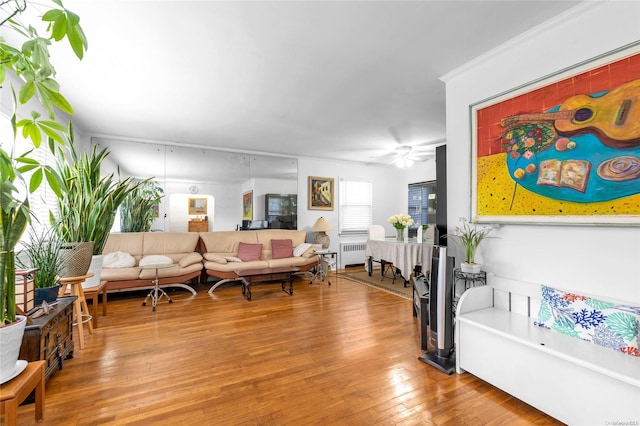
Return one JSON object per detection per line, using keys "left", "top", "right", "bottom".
{"left": 297, "top": 157, "right": 433, "bottom": 255}
{"left": 442, "top": 1, "right": 640, "bottom": 303}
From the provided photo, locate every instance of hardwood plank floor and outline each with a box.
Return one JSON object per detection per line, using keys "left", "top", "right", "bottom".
{"left": 10, "top": 272, "right": 563, "bottom": 425}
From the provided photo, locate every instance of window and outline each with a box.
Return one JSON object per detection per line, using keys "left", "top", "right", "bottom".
{"left": 339, "top": 179, "right": 372, "bottom": 233}
{"left": 407, "top": 181, "right": 436, "bottom": 237}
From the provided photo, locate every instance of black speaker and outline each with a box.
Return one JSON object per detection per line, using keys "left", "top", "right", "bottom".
{"left": 418, "top": 245, "right": 455, "bottom": 374}
{"left": 435, "top": 145, "right": 447, "bottom": 246}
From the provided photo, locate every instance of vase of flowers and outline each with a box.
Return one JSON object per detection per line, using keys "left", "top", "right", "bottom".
{"left": 450, "top": 219, "right": 495, "bottom": 273}
{"left": 387, "top": 214, "right": 414, "bottom": 242}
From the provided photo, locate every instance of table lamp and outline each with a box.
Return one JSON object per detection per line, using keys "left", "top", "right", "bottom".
{"left": 311, "top": 217, "right": 333, "bottom": 249}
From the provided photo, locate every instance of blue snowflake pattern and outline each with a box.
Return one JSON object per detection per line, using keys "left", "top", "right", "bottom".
{"left": 592, "top": 324, "right": 626, "bottom": 351}
{"left": 541, "top": 285, "right": 569, "bottom": 308}
{"left": 572, "top": 308, "right": 606, "bottom": 329}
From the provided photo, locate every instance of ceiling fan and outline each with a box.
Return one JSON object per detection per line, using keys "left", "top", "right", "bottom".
{"left": 369, "top": 138, "right": 443, "bottom": 168}
{"left": 368, "top": 124, "right": 443, "bottom": 168}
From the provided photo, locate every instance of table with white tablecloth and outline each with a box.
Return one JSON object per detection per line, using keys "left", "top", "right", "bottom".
{"left": 365, "top": 239, "right": 433, "bottom": 284}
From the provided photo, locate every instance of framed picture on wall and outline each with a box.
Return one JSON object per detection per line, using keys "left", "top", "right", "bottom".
{"left": 188, "top": 197, "right": 207, "bottom": 215}
{"left": 243, "top": 191, "right": 253, "bottom": 220}
{"left": 308, "top": 176, "right": 334, "bottom": 210}
{"left": 471, "top": 41, "right": 640, "bottom": 225}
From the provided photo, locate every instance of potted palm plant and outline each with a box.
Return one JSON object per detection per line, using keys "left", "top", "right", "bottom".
{"left": 52, "top": 134, "right": 147, "bottom": 288}
{"left": 17, "top": 227, "right": 68, "bottom": 305}
{"left": 0, "top": 0, "right": 87, "bottom": 383}
{"left": 120, "top": 180, "right": 164, "bottom": 232}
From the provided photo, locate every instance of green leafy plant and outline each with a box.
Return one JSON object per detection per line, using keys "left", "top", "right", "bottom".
{"left": 120, "top": 180, "right": 164, "bottom": 232}
{"left": 450, "top": 219, "right": 495, "bottom": 264}
{"left": 17, "top": 226, "right": 67, "bottom": 289}
{"left": 52, "top": 131, "right": 147, "bottom": 255}
{"left": 0, "top": 0, "right": 87, "bottom": 324}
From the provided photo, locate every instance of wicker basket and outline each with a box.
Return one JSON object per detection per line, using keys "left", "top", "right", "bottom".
{"left": 59, "top": 242, "right": 94, "bottom": 278}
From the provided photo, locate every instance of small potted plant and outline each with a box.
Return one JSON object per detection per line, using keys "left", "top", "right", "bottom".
{"left": 387, "top": 214, "right": 414, "bottom": 242}
{"left": 450, "top": 219, "right": 495, "bottom": 273}
{"left": 17, "top": 227, "right": 69, "bottom": 306}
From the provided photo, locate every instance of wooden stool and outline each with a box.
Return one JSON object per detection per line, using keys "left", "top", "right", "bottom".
{"left": 61, "top": 280, "right": 107, "bottom": 329}
{"left": 0, "top": 360, "right": 46, "bottom": 426}
{"left": 58, "top": 274, "right": 94, "bottom": 349}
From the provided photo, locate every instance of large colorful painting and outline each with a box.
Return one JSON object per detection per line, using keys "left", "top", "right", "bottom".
{"left": 471, "top": 42, "right": 640, "bottom": 225}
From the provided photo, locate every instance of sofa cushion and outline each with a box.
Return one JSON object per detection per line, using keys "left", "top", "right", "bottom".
{"left": 103, "top": 251, "right": 136, "bottom": 268}
{"left": 100, "top": 267, "right": 140, "bottom": 282}
{"left": 271, "top": 239, "right": 293, "bottom": 259}
{"left": 178, "top": 252, "right": 203, "bottom": 267}
{"left": 301, "top": 247, "right": 316, "bottom": 258}
{"left": 143, "top": 232, "right": 200, "bottom": 255}
{"left": 237, "top": 242, "right": 262, "bottom": 261}
{"left": 225, "top": 256, "right": 242, "bottom": 262}
{"left": 103, "top": 232, "right": 144, "bottom": 257}
{"left": 139, "top": 255, "right": 173, "bottom": 266}
{"left": 199, "top": 231, "right": 259, "bottom": 253}
{"left": 204, "top": 253, "right": 227, "bottom": 264}
{"left": 536, "top": 284, "right": 640, "bottom": 357}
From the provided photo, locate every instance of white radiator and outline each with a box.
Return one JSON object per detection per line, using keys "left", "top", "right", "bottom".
{"left": 339, "top": 241, "right": 367, "bottom": 268}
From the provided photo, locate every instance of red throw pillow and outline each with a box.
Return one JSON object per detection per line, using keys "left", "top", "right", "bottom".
{"left": 237, "top": 242, "right": 263, "bottom": 261}
{"left": 271, "top": 239, "right": 293, "bottom": 259}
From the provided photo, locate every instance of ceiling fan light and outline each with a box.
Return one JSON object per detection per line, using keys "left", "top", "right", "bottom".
{"left": 395, "top": 157, "right": 406, "bottom": 168}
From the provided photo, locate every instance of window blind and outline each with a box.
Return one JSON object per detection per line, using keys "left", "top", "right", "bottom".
{"left": 339, "top": 179, "right": 372, "bottom": 233}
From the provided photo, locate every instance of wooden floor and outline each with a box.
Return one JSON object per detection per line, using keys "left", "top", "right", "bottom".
{"left": 10, "top": 272, "right": 563, "bottom": 425}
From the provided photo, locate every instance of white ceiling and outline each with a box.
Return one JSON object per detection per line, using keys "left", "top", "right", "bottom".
{"left": 34, "top": 1, "right": 581, "bottom": 168}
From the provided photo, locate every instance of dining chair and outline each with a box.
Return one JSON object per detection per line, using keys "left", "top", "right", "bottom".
{"left": 367, "top": 225, "right": 399, "bottom": 284}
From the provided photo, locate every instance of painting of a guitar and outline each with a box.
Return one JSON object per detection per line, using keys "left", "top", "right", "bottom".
{"left": 501, "top": 79, "right": 640, "bottom": 149}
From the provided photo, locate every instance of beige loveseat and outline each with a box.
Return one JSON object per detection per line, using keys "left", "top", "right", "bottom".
{"left": 101, "top": 232, "right": 203, "bottom": 293}
{"left": 200, "top": 229, "right": 318, "bottom": 292}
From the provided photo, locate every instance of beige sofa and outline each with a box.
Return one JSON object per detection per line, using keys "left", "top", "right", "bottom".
{"left": 200, "top": 229, "right": 318, "bottom": 293}
{"left": 101, "top": 232, "right": 203, "bottom": 293}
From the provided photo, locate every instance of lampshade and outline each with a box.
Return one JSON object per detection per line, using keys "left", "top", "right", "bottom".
{"left": 311, "top": 217, "right": 333, "bottom": 232}
{"left": 311, "top": 217, "right": 332, "bottom": 249}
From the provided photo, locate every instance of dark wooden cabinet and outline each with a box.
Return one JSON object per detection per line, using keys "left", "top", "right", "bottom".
{"left": 264, "top": 194, "right": 297, "bottom": 229}
{"left": 19, "top": 296, "right": 76, "bottom": 382}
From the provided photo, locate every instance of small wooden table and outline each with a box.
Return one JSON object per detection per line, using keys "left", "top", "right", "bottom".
{"left": 0, "top": 360, "right": 46, "bottom": 426}
{"left": 235, "top": 267, "right": 300, "bottom": 301}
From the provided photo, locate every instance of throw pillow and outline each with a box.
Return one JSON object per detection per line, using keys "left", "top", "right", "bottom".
{"left": 224, "top": 256, "right": 242, "bottom": 262}
{"left": 103, "top": 251, "right": 136, "bottom": 268}
{"left": 536, "top": 284, "right": 640, "bottom": 357}
{"left": 301, "top": 246, "right": 317, "bottom": 258}
{"left": 139, "top": 255, "right": 173, "bottom": 266}
{"left": 293, "top": 243, "right": 312, "bottom": 257}
{"left": 204, "top": 253, "right": 227, "bottom": 264}
{"left": 237, "top": 242, "right": 262, "bottom": 261}
{"left": 271, "top": 239, "right": 293, "bottom": 259}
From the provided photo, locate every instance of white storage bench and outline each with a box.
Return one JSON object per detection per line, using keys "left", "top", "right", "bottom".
{"left": 455, "top": 275, "right": 640, "bottom": 425}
